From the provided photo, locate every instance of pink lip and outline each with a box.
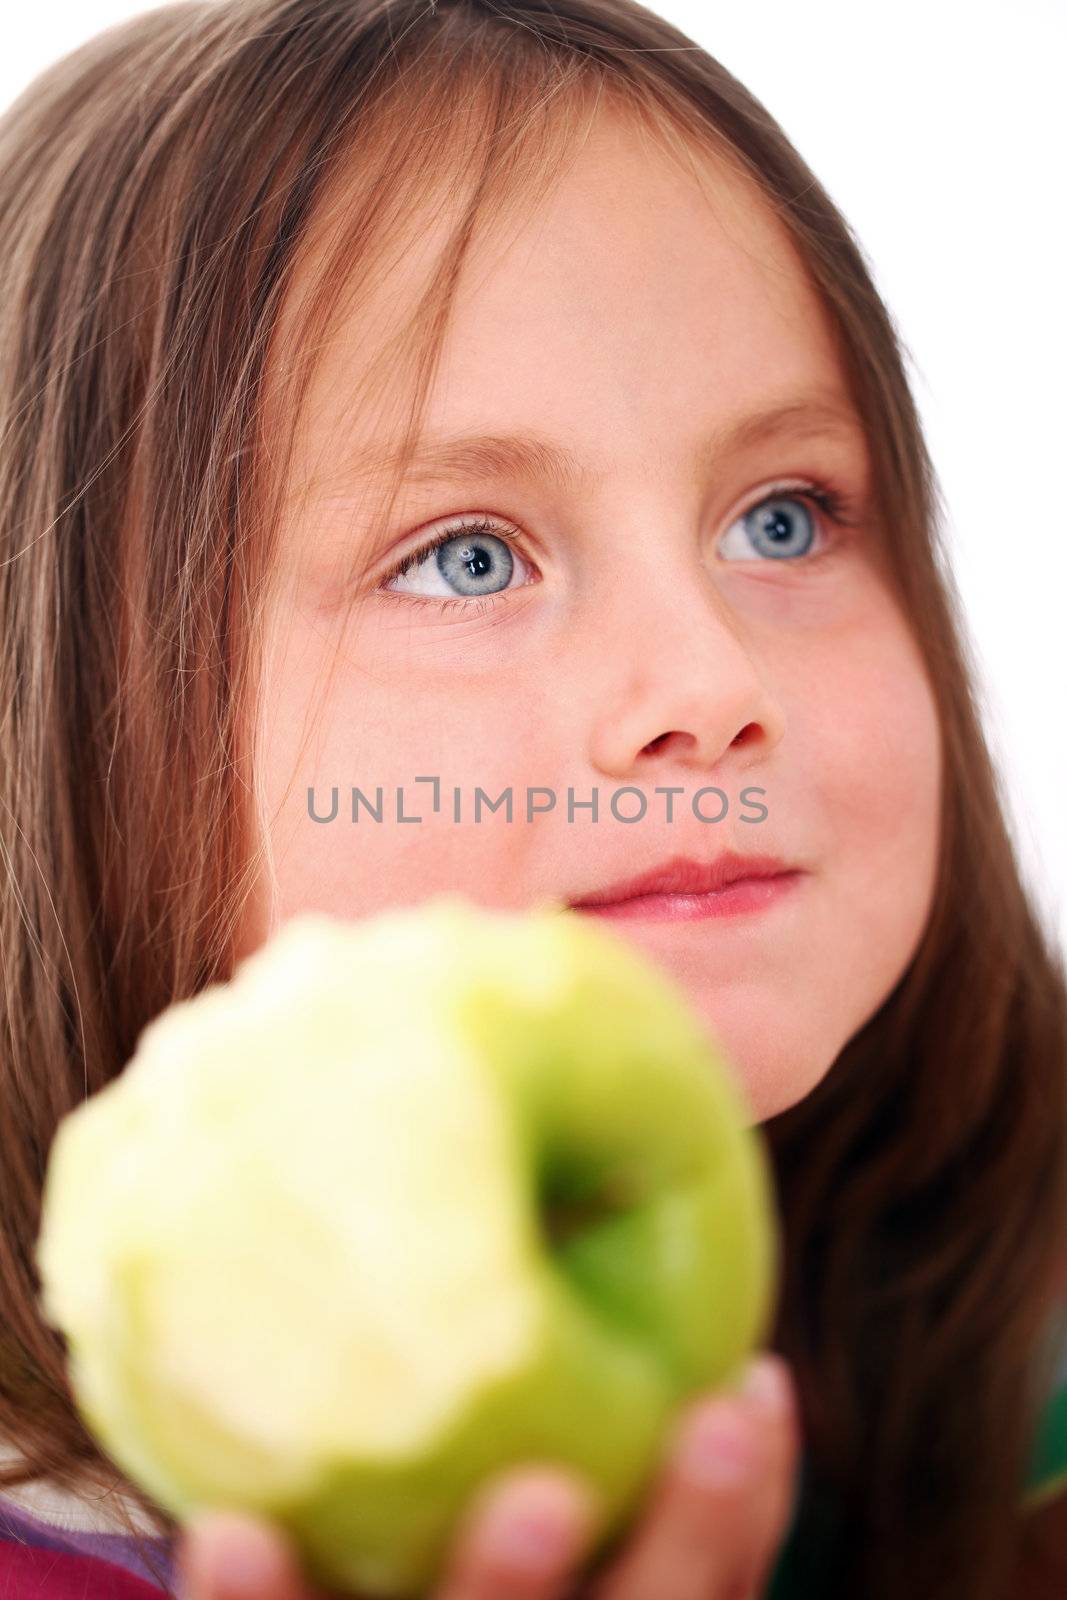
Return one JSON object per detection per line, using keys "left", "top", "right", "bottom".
{"left": 566, "top": 851, "right": 804, "bottom": 923}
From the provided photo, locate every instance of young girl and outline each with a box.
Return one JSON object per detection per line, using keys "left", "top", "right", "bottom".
{"left": 1, "top": 1, "right": 1065, "bottom": 1597}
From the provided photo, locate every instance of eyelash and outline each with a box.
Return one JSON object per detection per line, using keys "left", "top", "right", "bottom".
{"left": 377, "top": 478, "right": 860, "bottom": 615}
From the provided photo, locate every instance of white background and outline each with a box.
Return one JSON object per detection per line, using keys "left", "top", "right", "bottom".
{"left": 4, "top": 1, "right": 1064, "bottom": 955}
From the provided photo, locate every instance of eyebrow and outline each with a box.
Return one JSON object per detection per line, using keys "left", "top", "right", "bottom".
{"left": 340, "top": 393, "right": 866, "bottom": 495}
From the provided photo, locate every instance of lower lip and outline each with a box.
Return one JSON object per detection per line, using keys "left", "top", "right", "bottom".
{"left": 570, "top": 871, "right": 804, "bottom": 922}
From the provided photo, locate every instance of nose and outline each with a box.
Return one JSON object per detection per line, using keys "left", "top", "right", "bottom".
{"left": 583, "top": 548, "right": 787, "bottom": 781}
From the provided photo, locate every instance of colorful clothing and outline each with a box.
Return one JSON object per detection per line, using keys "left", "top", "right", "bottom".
{"left": 1024, "top": 1366, "right": 1067, "bottom": 1511}
{"left": 0, "top": 1494, "right": 175, "bottom": 1593}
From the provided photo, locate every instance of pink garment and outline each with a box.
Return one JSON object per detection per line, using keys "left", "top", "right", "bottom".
{"left": 0, "top": 1494, "right": 176, "bottom": 1594}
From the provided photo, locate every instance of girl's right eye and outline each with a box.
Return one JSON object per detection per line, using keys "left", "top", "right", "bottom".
{"left": 380, "top": 514, "right": 532, "bottom": 608}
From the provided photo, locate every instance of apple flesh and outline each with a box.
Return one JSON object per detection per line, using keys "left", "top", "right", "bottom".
{"left": 36, "top": 893, "right": 778, "bottom": 1597}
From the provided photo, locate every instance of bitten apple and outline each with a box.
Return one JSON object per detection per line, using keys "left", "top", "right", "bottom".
{"left": 36, "top": 893, "right": 778, "bottom": 1597}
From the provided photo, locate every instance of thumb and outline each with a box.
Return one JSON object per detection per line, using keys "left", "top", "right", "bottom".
{"left": 176, "top": 1508, "right": 319, "bottom": 1600}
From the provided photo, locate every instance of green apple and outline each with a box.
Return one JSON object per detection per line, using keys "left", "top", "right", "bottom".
{"left": 36, "top": 893, "right": 778, "bottom": 1597}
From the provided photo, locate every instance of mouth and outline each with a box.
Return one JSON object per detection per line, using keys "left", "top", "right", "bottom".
{"left": 565, "top": 853, "right": 806, "bottom": 923}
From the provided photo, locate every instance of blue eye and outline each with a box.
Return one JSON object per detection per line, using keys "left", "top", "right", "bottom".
{"left": 721, "top": 493, "right": 816, "bottom": 561}
{"left": 382, "top": 515, "right": 527, "bottom": 600}
{"left": 378, "top": 481, "right": 854, "bottom": 611}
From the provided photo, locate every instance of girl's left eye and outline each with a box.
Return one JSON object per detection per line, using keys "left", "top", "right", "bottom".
{"left": 377, "top": 482, "right": 856, "bottom": 612}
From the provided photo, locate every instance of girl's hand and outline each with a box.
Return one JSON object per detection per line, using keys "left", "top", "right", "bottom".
{"left": 176, "top": 1353, "right": 799, "bottom": 1600}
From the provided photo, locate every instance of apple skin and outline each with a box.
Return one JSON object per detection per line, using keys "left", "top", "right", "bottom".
{"left": 35, "top": 893, "right": 778, "bottom": 1597}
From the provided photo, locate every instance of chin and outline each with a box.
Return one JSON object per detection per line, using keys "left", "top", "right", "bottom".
{"left": 679, "top": 1002, "right": 835, "bottom": 1125}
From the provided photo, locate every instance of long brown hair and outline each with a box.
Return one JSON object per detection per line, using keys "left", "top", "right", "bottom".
{"left": 1, "top": 2, "right": 1064, "bottom": 1595}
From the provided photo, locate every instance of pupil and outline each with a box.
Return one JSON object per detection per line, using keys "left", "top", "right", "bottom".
{"left": 460, "top": 542, "right": 490, "bottom": 576}
{"left": 767, "top": 509, "right": 792, "bottom": 542}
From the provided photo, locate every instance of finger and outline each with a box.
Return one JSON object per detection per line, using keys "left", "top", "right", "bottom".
{"left": 433, "top": 1466, "right": 602, "bottom": 1600}
{"left": 176, "top": 1509, "right": 326, "bottom": 1600}
{"left": 740, "top": 1360, "right": 802, "bottom": 1595}
{"left": 587, "top": 1355, "right": 795, "bottom": 1600}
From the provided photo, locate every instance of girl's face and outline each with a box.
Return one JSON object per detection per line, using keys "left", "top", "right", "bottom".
{"left": 248, "top": 107, "right": 942, "bottom": 1123}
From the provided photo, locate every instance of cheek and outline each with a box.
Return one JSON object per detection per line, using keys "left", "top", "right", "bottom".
{"left": 794, "top": 597, "right": 943, "bottom": 1014}
{"left": 729, "top": 566, "right": 942, "bottom": 893}
{"left": 717, "top": 601, "right": 943, "bottom": 1123}
{"left": 255, "top": 610, "right": 543, "bottom": 923}
{"left": 811, "top": 620, "right": 942, "bottom": 886}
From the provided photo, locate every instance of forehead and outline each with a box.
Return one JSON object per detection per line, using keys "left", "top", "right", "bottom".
{"left": 273, "top": 101, "right": 857, "bottom": 501}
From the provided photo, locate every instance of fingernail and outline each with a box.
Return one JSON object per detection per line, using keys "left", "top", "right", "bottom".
{"left": 479, "top": 1487, "right": 580, "bottom": 1572}
{"left": 680, "top": 1404, "right": 759, "bottom": 1488}
{"left": 741, "top": 1354, "right": 790, "bottom": 1416}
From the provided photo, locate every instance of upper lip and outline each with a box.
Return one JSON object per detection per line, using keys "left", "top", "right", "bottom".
{"left": 566, "top": 851, "right": 798, "bottom": 908}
